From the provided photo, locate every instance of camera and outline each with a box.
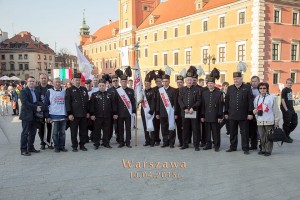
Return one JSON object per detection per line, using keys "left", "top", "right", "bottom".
{"left": 257, "top": 110, "right": 263, "bottom": 116}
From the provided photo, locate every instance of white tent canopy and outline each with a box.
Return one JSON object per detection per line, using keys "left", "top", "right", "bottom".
{"left": 9, "top": 76, "right": 21, "bottom": 81}
{"left": 0, "top": 76, "right": 10, "bottom": 80}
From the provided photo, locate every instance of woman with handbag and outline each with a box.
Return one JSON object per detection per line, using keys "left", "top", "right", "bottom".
{"left": 253, "top": 82, "right": 281, "bottom": 156}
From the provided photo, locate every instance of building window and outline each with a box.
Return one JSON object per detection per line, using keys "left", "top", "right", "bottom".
{"left": 10, "top": 63, "right": 15, "bottom": 70}
{"left": 144, "top": 35, "right": 148, "bottom": 40}
{"left": 291, "top": 71, "right": 297, "bottom": 82}
{"left": 44, "top": 63, "right": 47, "bottom": 70}
{"left": 274, "top": 9, "right": 281, "bottom": 23}
{"left": 1, "top": 55, "right": 5, "bottom": 60}
{"left": 291, "top": 44, "right": 298, "bottom": 61}
{"left": 185, "top": 50, "right": 191, "bottom": 64}
{"left": 163, "top": 53, "right": 168, "bottom": 65}
{"left": 19, "top": 64, "right": 23, "bottom": 70}
{"left": 114, "top": 59, "right": 117, "bottom": 68}
{"left": 109, "top": 44, "right": 111, "bottom": 51}
{"left": 1, "top": 63, "right": 6, "bottom": 70}
{"left": 19, "top": 54, "right": 22, "bottom": 60}
{"left": 239, "top": 11, "right": 245, "bottom": 24}
{"left": 109, "top": 60, "right": 112, "bottom": 68}
{"left": 203, "top": 20, "right": 208, "bottom": 32}
{"left": 25, "top": 64, "right": 29, "bottom": 70}
{"left": 49, "top": 56, "right": 52, "bottom": 61}
{"left": 24, "top": 54, "right": 28, "bottom": 59}
{"left": 273, "top": 72, "right": 279, "bottom": 84}
{"left": 144, "top": 48, "right": 148, "bottom": 57}
{"left": 144, "top": 6, "right": 149, "bottom": 11}
{"left": 272, "top": 43, "right": 280, "bottom": 61}
{"left": 125, "top": 20, "right": 128, "bottom": 28}
{"left": 105, "top": 45, "right": 107, "bottom": 51}
{"left": 154, "top": 32, "right": 157, "bottom": 41}
{"left": 10, "top": 55, "right": 14, "bottom": 60}
{"left": 174, "top": 28, "right": 178, "bottom": 37}
{"left": 163, "top": 30, "right": 167, "bottom": 40}
{"left": 220, "top": 74, "right": 226, "bottom": 83}
{"left": 238, "top": 44, "right": 246, "bottom": 61}
{"left": 44, "top": 55, "right": 47, "bottom": 60}
{"left": 137, "top": 49, "right": 141, "bottom": 58}
{"left": 186, "top": 25, "right": 190, "bottom": 35}
{"left": 174, "top": 52, "right": 179, "bottom": 65}
{"left": 219, "top": 47, "right": 226, "bottom": 62}
{"left": 154, "top": 54, "right": 158, "bottom": 66}
{"left": 219, "top": 16, "right": 225, "bottom": 28}
{"left": 293, "top": 12, "right": 299, "bottom": 25}
{"left": 114, "top": 43, "right": 117, "bottom": 49}
{"left": 202, "top": 49, "right": 208, "bottom": 63}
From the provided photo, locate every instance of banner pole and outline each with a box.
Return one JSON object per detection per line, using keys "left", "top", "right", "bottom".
{"left": 135, "top": 104, "right": 138, "bottom": 147}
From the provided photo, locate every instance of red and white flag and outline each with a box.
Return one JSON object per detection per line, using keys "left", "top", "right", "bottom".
{"left": 133, "top": 59, "right": 143, "bottom": 105}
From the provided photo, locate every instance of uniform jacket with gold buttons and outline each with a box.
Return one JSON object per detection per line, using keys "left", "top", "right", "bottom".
{"left": 89, "top": 91, "right": 117, "bottom": 118}
{"left": 178, "top": 85, "right": 201, "bottom": 117}
{"left": 201, "top": 89, "right": 223, "bottom": 122}
{"left": 65, "top": 85, "right": 89, "bottom": 117}
{"left": 224, "top": 83, "right": 254, "bottom": 120}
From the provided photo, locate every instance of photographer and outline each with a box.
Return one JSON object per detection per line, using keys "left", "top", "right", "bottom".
{"left": 253, "top": 83, "right": 280, "bottom": 156}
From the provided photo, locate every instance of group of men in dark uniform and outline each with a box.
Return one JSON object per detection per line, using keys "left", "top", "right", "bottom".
{"left": 32, "top": 67, "right": 256, "bottom": 155}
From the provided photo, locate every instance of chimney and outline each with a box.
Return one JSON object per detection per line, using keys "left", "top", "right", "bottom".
{"left": 107, "top": 19, "right": 112, "bottom": 25}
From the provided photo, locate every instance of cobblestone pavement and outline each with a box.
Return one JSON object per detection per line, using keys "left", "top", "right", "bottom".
{"left": 0, "top": 107, "right": 300, "bottom": 200}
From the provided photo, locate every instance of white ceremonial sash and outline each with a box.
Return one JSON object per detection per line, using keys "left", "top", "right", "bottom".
{"left": 142, "top": 90, "right": 154, "bottom": 132}
{"left": 116, "top": 87, "right": 134, "bottom": 130}
{"left": 159, "top": 87, "right": 175, "bottom": 130}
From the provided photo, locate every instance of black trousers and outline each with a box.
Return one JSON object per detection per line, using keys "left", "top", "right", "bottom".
{"left": 38, "top": 118, "right": 52, "bottom": 146}
{"left": 109, "top": 118, "right": 119, "bottom": 142}
{"left": 160, "top": 117, "right": 176, "bottom": 146}
{"left": 70, "top": 117, "right": 88, "bottom": 148}
{"left": 154, "top": 118, "right": 161, "bottom": 143}
{"left": 175, "top": 116, "right": 183, "bottom": 145}
{"left": 282, "top": 110, "right": 298, "bottom": 136}
{"left": 20, "top": 120, "right": 37, "bottom": 152}
{"left": 229, "top": 119, "right": 249, "bottom": 151}
{"left": 183, "top": 118, "right": 200, "bottom": 147}
{"left": 118, "top": 117, "right": 131, "bottom": 145}
{"left": 248, "top": 118, "right": 258, "bottom": 148}
{"left": 94, "top": 117, "right": 111, "bottom": 146}
{"left": 220, "top": 118, "right": 230, "bottom": 134}
{"left": 141, "top": 111, "right": 155, "bottom": 145}
{"left": 13, "top": 101, "right": 19, "bottom": 115}
{"left": 205, "top": 122, "right": 220, "bottom": 149}
{"left": 200, "top": 122, "right": 206, "bottom": 145}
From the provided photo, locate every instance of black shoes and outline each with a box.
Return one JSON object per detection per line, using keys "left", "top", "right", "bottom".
{"left": 40, "top": 145, "right": 46, "bottom": 150}
{"left": 48, "top": 145, "right": 54, "bottom": 150}
{"left": 249, "top": 147, "right": 258, "bottom": 150}
{"left": 264, "top": 152, "right": 271, "bottom": 156}
{"left": 21, "top": 152, "right": 31, "bottom": 156}
{"left": 258, "top": 151, "right": 265, "bottom": 155}
{"left": 29, "top": 149, "right": 40, "bottom": 153}
{"left": 72, "top": 148, "right": 78, "bottom": 152}
{"left": 226, "top": 149, "right": 237, "bottom": 152}
{"left": 244, "top": 151, "right": 250, "bottom": 155}
{"left": 80, "top": 146, "right": 88, "bottom": 151}
{"left": 143, "top": 143, "right": 150, "bottom": 146}
{"left": 60, "top": 147, "right": 68, "bottom": 152}
{"left": 170, "top": 145, "right": 174, "bottom": 148}
{"left": 94, "top": 146, "right": 99, "bottom": 150}
{"left": 180, "top": 145, "right": 189, "bottom": 150}
{"left": 161, "top": 144, "right": 169, "bottom": 148}
{"left": 126, "top": 144, "right": 132, "bottom": 148}
{"left": 195, "top": 147, "right": 200, "bottom": 151}
{"left": 104, "top": 144, "right": 112, "bottom": 148}
{"left": 215, "top": 148, "right": 220, "bottom": 152}
{"left": 155, "top": 142, "right": 160, "bottom": 146}
{"left": 55, "top": 148, "right": 60, "bottom": 153}
{"left": 203, "top": 146, "right": 212, "bottom": 150}
{"left": 118, "top": 144, "right": 125, "bottom": 148}
{"left": 150, "top": 144, "right": 154, "bottom": 147}
{"left": 285, "top": 135, "right": 293, "bottom": 143}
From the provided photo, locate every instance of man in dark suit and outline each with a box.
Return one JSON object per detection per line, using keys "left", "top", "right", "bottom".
{"left": 201, "top": 77, "right": 223, "bottom": 152}
{"left": 19, "top": 76, "right": 42, "bottom": 156}
{"left": 152, "top": 75, "right": 163, "bottom": 146}
{"left": 175, "top": 75, "right": 184, "bottom": 147}
{"left": 224, "top": 72, "right": 254, "bottom": 155}
{"left": 156, "top": 74, "right": 178, "bottom": 148}
{"left": 65, "top": 73, "right": 90, "bottom": 152}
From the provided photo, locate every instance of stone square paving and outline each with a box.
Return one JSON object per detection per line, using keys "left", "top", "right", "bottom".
{"left": 0, "top": 107, "right": 300, "bottom": 200}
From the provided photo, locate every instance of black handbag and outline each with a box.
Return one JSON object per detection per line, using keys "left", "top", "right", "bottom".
{"left": 267, "top": 127, "right": 287, "bottom": 145}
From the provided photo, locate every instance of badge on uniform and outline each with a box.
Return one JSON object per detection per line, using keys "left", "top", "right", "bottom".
{"left": 83, "top": 91, "right": 86, "bottom": 96}
{"left": 72, "top": 89, "right": 77, "bottom": 92}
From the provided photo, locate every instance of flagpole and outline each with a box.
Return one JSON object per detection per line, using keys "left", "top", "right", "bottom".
{"left": 134, "top": 42, "right": 139, "bottom": 147}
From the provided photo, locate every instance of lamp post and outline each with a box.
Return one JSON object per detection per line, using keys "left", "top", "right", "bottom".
{"left": 203, "top": 55, "right": 216, "bottom": 73}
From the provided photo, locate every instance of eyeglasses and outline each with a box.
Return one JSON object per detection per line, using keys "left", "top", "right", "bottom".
{"left": 259, "top": 87, "right": 267, "bottom": 90}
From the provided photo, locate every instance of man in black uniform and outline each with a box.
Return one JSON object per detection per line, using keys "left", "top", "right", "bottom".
{"left": 65, "top": 73, "right": 89, "bottom": 152}
{"left": 90, "top": 79, "right": 117, "bottom": 149}
{"left": 178, "top": 72, "right": 201, "bottom": 151}
{"left": 152, "top": 74, "right": 163, "bottom": 146}
{"left": 175, "top": 75, "right": 184, "bottom": 147}
{"left": 224, "top": 72, "right": 254, "bottom": 155}
{"left": 156, "top": 74, "right": 178, "bottom": 148}
{"left": 141, "top": 76, "right": 156, "bottom": 146}
{"left": 36, "top": 73, "right": 53, "bottom": 150}
{"left": 107, "top": 75, "right": 120, "bottom": 143}
{"left": 201, "top": 77, "right": 223, "bottom": 152}
{"left": 115, "top": 75, "right": 136, "bottom": 148}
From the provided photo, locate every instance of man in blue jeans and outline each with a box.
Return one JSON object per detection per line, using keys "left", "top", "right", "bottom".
{"left": 45, "top": 78, "right": 68, "bottom": 152}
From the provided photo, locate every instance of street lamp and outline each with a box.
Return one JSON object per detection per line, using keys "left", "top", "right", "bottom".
{"left": 203, "top": 55, "right": 216, "bottom": 73}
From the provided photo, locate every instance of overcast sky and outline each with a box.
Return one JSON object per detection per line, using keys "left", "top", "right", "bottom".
{"left": 0, "top": 0, "right": 118, "bottom": 55}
